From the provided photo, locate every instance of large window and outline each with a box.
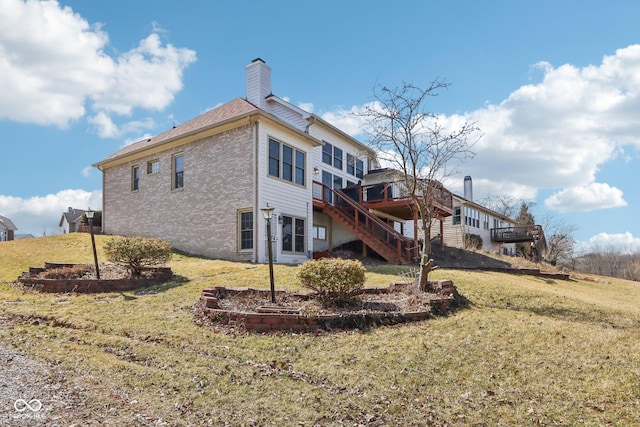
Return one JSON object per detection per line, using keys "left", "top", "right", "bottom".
{"left": 282, "top": 215, "right": 305, "bottom": 253}
{"left": 483, "top": 213, "right": 490, "bottom": 230}
{"left": 172, "top": 153, "right": 184, "bottom": 189}
{"left": 322, "top": 142, "right": 343, "bottom": 170}
{"left": 131, "top": 165, "right": 140, "bottom": 191}
{"left": 268, "top": 138, "right": 305, "bottom": 186}
{"left": 239, "top": 210, "right": 253, "bottom": 251}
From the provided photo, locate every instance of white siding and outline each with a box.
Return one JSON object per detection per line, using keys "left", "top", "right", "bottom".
{"left": 256, "top": 121, "right": 314, "bottom": 264}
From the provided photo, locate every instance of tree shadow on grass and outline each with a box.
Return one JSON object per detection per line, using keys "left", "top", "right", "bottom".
{"left": 134, "top": 274, "right": 190, "bottom": 295}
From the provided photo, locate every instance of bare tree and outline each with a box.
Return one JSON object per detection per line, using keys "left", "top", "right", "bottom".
{"left": 480, "top": 194, "right": 521, "bottom": 219}
{"left": 539, "top": 211, "right": 577, "bottom": 265}
{"left": 357, "top": 82, "right": 480, "bottom": 291}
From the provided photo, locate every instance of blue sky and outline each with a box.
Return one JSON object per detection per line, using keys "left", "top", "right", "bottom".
{"left": 1, "top": 0, "right": 640, "bottom": 253}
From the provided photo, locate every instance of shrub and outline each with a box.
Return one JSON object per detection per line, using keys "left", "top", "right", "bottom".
{"left": 296, "top": 258, "right": 365, "bottom": 303}
{"left": 104, "top": 236, "right": 172, "bottom": 276}
{"left": 465, "top": 233, "right": 483, "bottom": 250}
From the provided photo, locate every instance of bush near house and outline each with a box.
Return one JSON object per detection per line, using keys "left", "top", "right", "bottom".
{"left": 296, "top": 258, "right": 365, "bottom": 303}
{"left": 465, "top": 233, "right": 483, "bottom": 250}
{"left": 103, "top": 236, "right": 171, "bottom": 276}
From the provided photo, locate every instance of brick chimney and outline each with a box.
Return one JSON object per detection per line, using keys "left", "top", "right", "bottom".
{"left": 246, "top": 58, "right": 271, "bottom": 109}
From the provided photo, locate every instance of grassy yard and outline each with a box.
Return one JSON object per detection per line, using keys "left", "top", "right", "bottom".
{"left": 1, "top": 234, "right": 640, "bottom": 426}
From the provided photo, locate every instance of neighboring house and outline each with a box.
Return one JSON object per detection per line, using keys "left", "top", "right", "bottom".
{"left": 0, "top": 214, "right": 18, "bottom": 241}
{"left": 433, "top": 177, "right": 517, "bottom": 254}
{"left": 59, "top": 207, "right": 87, "bottom": 233}
{"left": 94, "top": 59, "right": 540, "bottom": 264}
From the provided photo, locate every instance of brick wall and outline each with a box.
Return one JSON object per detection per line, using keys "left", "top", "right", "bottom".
{"left": 103, "top": 125, "right": 255, "bottom": 261}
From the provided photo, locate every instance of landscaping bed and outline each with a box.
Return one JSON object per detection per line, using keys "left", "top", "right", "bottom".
{"left": 197, "top": 280, "right": 460, "bottom": 333}
{"left": 16, "top": 262, "right": 173, "bottom": 293}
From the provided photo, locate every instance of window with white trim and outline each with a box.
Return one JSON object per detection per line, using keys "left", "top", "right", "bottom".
{"left": 313, "top": 225, "right": 327, "bottom": 240}
{"left": 282, "top": 215, "right": 305, "bottom": 253}
{"left": 268, "top": 137, "right": 305, "bottom": 186}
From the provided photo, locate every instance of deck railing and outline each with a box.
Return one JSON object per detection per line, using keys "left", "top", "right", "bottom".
{"left": 491, "top": 225, "right": 543, "bottom": 243}
{"left": 313, "top": 181, "right": 414, "bottom": 262}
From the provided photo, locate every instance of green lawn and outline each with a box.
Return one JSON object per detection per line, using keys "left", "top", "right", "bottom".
{"left": 1, "top": 234, "right": 639, "bottom": 426}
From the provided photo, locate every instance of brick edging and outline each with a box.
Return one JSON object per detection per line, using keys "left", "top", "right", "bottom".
{"left": 199, "top": 281, "right": 458, "bottom": 333}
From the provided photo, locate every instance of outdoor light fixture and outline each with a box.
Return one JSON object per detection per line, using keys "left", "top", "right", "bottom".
{"left": 260, "top": 205, "right": 276, "bottom": 303}
{"left": 86, "top": 208, "right": 100, "bottom": 280}
{"left": 313, "top": 167, "right": 319, "bottom": 175}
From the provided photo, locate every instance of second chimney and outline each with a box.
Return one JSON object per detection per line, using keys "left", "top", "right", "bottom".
{"left": 464, "top": 176, "right": 473, "bottom": 202}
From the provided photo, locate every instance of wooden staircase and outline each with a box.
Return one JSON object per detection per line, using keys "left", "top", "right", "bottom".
{"left": 313, "top": 183, "right": 414, "bottom": 264}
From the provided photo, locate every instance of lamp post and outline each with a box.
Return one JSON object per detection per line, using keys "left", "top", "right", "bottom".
{"left": 86, "top": 208, "right": 100, "bottom": 280}
{"left": 260, "top": 205, "right": 276, "bottom": 304}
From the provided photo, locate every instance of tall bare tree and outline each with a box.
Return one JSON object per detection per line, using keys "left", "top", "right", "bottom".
{"left": 357, "top": 82, "right": 479, "bottom": 290}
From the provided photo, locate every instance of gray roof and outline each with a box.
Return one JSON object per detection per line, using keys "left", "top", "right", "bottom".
{"left": 0, "top": 214, "right": 18, "bottom": 231}
{"left": 59, "top": 208, "right": 86, "bottom": 227}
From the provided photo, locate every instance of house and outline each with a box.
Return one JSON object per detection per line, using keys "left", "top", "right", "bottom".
{"left": 59, "top": 207, "right": 87, "bottom": 233}
{"left": 95, "top": 59, "right": 540, "bottom": 264}
{"left": 0, "top": 214, "right": 18, "bottom": 241}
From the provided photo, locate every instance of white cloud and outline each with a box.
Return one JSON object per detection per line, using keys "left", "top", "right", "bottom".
{"left": 0, "top": 0, "right": 196, "bottom": 132}
{"left": 580, "top": 232, "right": 640, "bottom": 254}
{"left": 0, "top": 189, "right": 102, "bottom": 236}
{"left": 320, "top": 103, "right": 374, "bottom": 136}
{"left": 330, "top": 45, "right": 640, "bottom": 211}
{"left": 544, "top": 183, "right": 627, "bottom": 212}
{"left": 81, "top": 166, "right": 93, "bottom": 178}
{"left": 88, "top": 112, "right": 118, "bottom": 138}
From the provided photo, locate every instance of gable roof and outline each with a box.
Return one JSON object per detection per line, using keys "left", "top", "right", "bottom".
{"left": 94, "top": 97, "right": 323, "bottom": 170}
{"left": 59, "top": 208, "right": 86, "bottom": 227}
{"left": 0, "top": 214, "right": 17, "bottom": 231}
{"left": 95, "top": 98, "right": 258, "bottom": 168}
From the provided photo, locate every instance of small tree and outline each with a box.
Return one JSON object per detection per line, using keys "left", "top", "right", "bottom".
{"left": 357, "top": 82, "right": 479, "bottom": 291}
{"left": 104, "top": 236, "right": 172, "bottom": 276}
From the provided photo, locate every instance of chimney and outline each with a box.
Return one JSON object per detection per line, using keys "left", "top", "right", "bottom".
{"left": 246, "top": 58, "right": 271, "bottom": 109}
{"left": 463, "top": 176, "right": 473, "bottom": 202}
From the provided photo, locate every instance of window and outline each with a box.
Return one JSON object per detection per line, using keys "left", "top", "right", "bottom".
{"left": 333, "top": 175, "right": 343, "bottom": 190}
{"left": 453, "top": 207, "right": 461, "bottom": 225}
{"left": 356, "top": 159, "right": 364, "bottom": 179}
{"left": 131, "top": 165, "right": 140, "bottom": 191}
{"left": 483, "top": 214, "right": 490, "bottom": 230}
{"left": 282, "top": 215, "right": 305, "bottom": 253}
{"left": 313, "top": 225, "right": 327, "bottom": 240}
{"left": 147, "top": 159, "right": 159, "bottom": 174}
{"left": 322, "top": 142, "right": 332, "bottom": 165}
{"left": 173, "top": 154, "right": 184, "bottom": 189}
{"left": 239, "top": 210, "right": 253, "bottom": 250}
{"left": 464, "top": 207, "right": 480, "bottom": 228}
{"left": 333, "top": 147, "right": 343, "bottom": 170}
{"left": 268, "top": 138, "right": 305, "bottom": 186}
{"left": 347, "top": 154, "right": 364, "bottom": 178}
{"left": 269, "top": 138, "right": 280, "bottom": 178}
